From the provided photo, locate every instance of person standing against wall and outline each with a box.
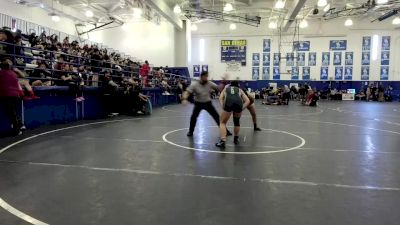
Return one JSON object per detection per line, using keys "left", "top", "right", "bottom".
{"left": 0, "top": 58, "right": 23, "bottom": 136}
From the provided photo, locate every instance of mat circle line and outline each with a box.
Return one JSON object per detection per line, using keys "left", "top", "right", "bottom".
{"left": 162, "top": 126, "right": 306, "bottom": 155}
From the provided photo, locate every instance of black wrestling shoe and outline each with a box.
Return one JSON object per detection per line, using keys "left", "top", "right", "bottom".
{"left": 254, "top": 127, "right": 262, "bottom": 131}
{"left": 187, "top": 131, "right": 193, "bottom": 137}
{"left": 226, "top": 130, "right": 233, "bottom": 136}
{"left": 234, "top": 136, "right": 240, "bottom": 145}
{"left": 216, "top": 140, "right": 226, "bottom": 148}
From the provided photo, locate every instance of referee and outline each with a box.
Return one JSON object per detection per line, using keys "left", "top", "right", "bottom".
{"left": 182, "top": 71, "right": 231, "bottom": 137}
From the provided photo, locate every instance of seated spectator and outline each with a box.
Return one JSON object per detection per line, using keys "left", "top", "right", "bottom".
{"left": 161, "top": 78, "right": 171, "bottom": 95}
{"left": 306, "top": 89, "right": 319, "bottom": 107}
{"left": 31, "top": 62, "right": 52, "bottom": 86}
{"left": 355, "top": 90, "right": 366, "bottom": 100}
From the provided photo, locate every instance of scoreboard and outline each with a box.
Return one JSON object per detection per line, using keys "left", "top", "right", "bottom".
{"left": 221, "top": 40, "right": 247, "bottom": 66}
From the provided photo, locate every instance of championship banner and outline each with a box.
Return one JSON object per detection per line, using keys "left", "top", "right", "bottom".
{"left": 263, "top": 39, "right": 271, "bottom": 52}
{"left": 262, "top": 67, "right": 270, "bottom": 80}
{"left": 193, "top": 65, "right": 200, "bottom": 77}
{"left": 291, "top": 67, "right": 299, "bottom": 80}
{"left": 273, "top": 67, "right": 280, "bottom": 80}
{"left": 344, "top": 66, "right": 353, "bottom": 80}
{"left": 252, "top": 67, "right": 260, "bottom": 80}
{"left": 252, "top": 53, "right": 260, "bottom": 67}
{"left": 308, "top": 52, "right": 316, "bottom": 66}
{"left": 201, "top": 65, "right": 208, "bottom": 72}
{"left": 335, "top": 67, "right": 343, "bottom": 80}
{"left": 293, "top": 41, "right": 310, "bottom": 51}
{"left": 302, "top": 67, "right": 310, "bottom": 80}
{"left": 320, "top": 67, "right": 329, "bottom": 80}
{"left": 330, "top": 40, "right": 347, "bottom": 51}
{"left": 345, "top": 52, "right": 353, "bottom": 65}
{"left": 361, "top": 66, "right": 369, "bottom": 80}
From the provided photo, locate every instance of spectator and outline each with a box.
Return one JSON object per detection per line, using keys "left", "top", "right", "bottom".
{"left": 140, "top": 60, "right": 150, "bottom": 87}
{"left": 31, "top": 62, "right": 52, "bottom": 86}
{"left": 0, "top": 58, "right": 23, "bottom": 135}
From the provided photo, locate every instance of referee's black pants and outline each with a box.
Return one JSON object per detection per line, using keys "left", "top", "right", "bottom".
{"left": 189, "top": 101, "right": 220, "bottom": 133}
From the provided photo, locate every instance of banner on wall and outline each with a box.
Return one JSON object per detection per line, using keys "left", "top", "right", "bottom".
{"left": 330, "top": 40, "right": 347, "bottom": 51}
{"left": 361, "top": 66, "right": 369, "bottom": 80}
{"left": 297, "top": 53, "right": 305, "bottom": 66}
{"left": 344, "top": 66, "right": 353, "bottom": 80}
{"left": 345, "top": 52, "right": 353, "bottom": 65}
{"left": 380, "top": 66, "right": 389, "bottom": 80}
{"left": 382, "top": 36, "right": 391, "bottom": 51}
{"left": 362, "top": 52, "right": 370, "bottom": 65}
{"left": 221, "top": 40, "right": 247, "bottom": 66}
{"left": 286, "top": 53, "right": 294, "bottom": 66}
{"left": 273, "top": 53, "right": 280, "bottom": 66}
{"left": 333, "top": 52, "right": 342, "bottom": 66}
{"left": 302, "top": 67, "right": 310, "bottom": 80}
{"left": 252, "top": 53, "right": 260, "bottom": 67}
{"left": 193, "top": 65, "right": 200, "bottom": 77}
{"left": 273, "top": 67, "right": 280, "bottom": 80}
{"left": 320, "top": 67, "right": 329, "bottom": 80}
{"left": 291, "top": 67, "right": 299, "bottom": 80}
{"left": 309, "top": 52, "right": 316, "bottom": 66}
{"left": 293, "top": 41, "right": 310, "bottom": 51}
{"left": 201, "top": 65, "right": 208, "bottom": 72}
{"left": 252, "top": 67, "right": 260, "bottom": 80}
{"left": 262, "top": 67, "right": 270, "bottom": 80}
{"left": 263, "top": 39, "right": 271, "bottom": 52}
{"left": 322, "top": 52, "right": 330, "bottom": 66}
{"left": 335, "top": 67, "right": 343, "bottom": 80}
{"left": 362, "top": 37, "right": 371, "bottom": 51}
{"left": 381, "top": 51, "right": 390, "bottom": 65}
{"left": 263, "top": 53, "right": 270, "bottom": 66}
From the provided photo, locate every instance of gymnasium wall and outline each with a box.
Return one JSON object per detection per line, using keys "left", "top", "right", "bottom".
{"left": 190, "top": 19, "right": 400, "bottom": 81}
{"left": 87, "top": 21, "right": 176, "bottom": 67}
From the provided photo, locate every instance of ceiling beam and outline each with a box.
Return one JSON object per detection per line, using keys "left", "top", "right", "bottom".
{"left": 145, "top": 0, "right": 183, "bottom": 29}
{"left": 281, "top": 0, "right": 307, "bottom": 31}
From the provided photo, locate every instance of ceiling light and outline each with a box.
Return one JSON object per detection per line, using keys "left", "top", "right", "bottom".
{"left": 223, "top": 3, "right": 234, "bottom": 12}
{"left": 377, "top": 0, "right": 388, "bottom": 4}
{"left": 344, "top": 18, "right": 353, "bottom": 26}
{"left": 51, "top": 15, "right": 60, "bottom": 22}
{"left": 299, "top": 20, "right": 308, "bottom": 28}
{"left": 323, "top": 3, "right": 331, "bottom": 12}
{"left": 133, "top": 8, "right": 142, "bottom": 19}
{"left": 393, "top": 17, "right": 400, "bottom": 25}
{"left": 317, "top": 0, "right": 328, "bottom": 7}
{"left": 83, "top": 3, "right": 88, "bottom": 6}
{"left": 40, "top": 3, "right": 45, "bottom": 8}
{"left": 229, "top": 23, "right": 237, "bottom": 30}
{"left": 275, "top": 0, "right": 285, "bottom": 9}
{"left": 85, "top": 10, "right": 94, "bottom": 18}
{"left": 191, "top": 24, "right": 198, "bottom": 31}
{"left": 269, "top": 21, "right": 278, "bottom": 29}
{"left": 173, "top": 4, "right": 182, "bottom": 14}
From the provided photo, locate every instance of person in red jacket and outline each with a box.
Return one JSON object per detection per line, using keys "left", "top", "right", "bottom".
{"left": 140, "top": 60, "right": 150, "bottom": 87}
{"left": 0, "top": 58, "right": 23, "bottom": 135}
